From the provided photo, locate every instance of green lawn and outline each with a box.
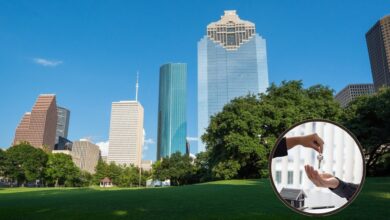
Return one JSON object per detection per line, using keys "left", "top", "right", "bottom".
{"left": 0, "top": 177, "right": 389, "bottom": 219}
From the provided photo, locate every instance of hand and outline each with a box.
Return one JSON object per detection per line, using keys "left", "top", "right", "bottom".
{"left": 286, "top": 133, "right": 324, "bottom": 153}
{"left": 304, "top": 165, "right": 339, "bottom": 189}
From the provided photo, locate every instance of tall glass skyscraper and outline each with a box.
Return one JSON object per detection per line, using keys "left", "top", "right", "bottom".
{"left": 157, "top": 63, "right": 187, "bottom": 160}
{"left": 56, "top": 106, "right": 70, "bottom": 144}
{"left": 198, "top": 10, "right": 269, "bottom": 152}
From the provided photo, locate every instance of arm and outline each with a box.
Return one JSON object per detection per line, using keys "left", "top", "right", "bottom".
{"left": 329, "top": 177, "right": 359, "bottom": 201}
{"left": 304, "top": 165, "right": 359, "bottom": 201}
{"left": 273, "top": 137, "right": 288, "bottom": 158}
{"left": 273, "top": 134, "right": 324, "bottom": 158}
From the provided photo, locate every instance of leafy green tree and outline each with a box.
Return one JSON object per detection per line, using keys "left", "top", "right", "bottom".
{"left": 107, "top": 162, "right": 123, "bottom": 185}
{"left": 78, "top": 170, "right": 93, "bottom": 187}
{"left": 343, "top": 88, "right": 390, "bottom": 176}
{"left": 118, "top": 166, "right": 139, "bottom": 187}
{"left": 202, "top": 80, "right": 343, "bottom": 179}
{"left": 94, "top": 159, "right": 109, "bottom": 184}
{"left": 45, "top": 153, "right": 80, "bottom": 187}
{"left": 4, "top": 143, "right": 48, "bottom": 186}
{"left": 0, "top": 149, "right": 5, "bottom": 176}
{"left": 212, "top": 160, "right": 240, "bottom": 180}
{"left": 193, "top": 151, "right": 211, "bottom": 182}
{"left": 152, "top": 152, "right": 195, "bottom": 186}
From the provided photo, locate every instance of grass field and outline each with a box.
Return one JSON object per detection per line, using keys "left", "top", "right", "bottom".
{"left": 0, "top": 177, "right": 389, "bottom": 219}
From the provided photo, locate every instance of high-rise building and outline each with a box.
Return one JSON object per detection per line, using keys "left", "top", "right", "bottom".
{"left": 108, "top": 101, "right": 144, "bottom": 167}
{"left": 157, "top": 63, "right": 187, "bottom": 160}
{"left": 197, "top": 10, "right": 269, "bottom": 152}
{"left": 366, "top": 15, "right": 390, "bottom": 91}
{"left": 335, "top": 84, "right": 375, "bottom": 108}
{"left": 13, "top": 94, "right": 57, "bottom": 151}
{"left": 108, "top": 76, "right": 144, "bottom": 167}
{"left": 72, "top": 139, "right": 101, "bottom": 174}
{"left": 56, "top": 106, "right": 70, "bottom": 143}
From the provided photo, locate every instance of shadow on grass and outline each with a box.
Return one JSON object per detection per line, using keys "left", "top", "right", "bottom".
{"left": 0, "top": 177, "right": 388, "bottom": 220}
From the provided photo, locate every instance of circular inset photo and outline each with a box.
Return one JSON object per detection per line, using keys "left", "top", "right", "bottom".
{"left": 269, "top": 119, "right": 365, "bottom": 216}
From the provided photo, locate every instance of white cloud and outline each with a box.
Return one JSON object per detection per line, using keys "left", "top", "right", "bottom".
{"left": 33, "top": 58, "right": 63, "bottom": 67}
{"left": 96, "top": 141, "right": 109, "bottom": 157}
{"left": 143, "top": 138, "right": 155, "bottom": 151}
{"left": 187, "top": 136, "right": 198, "bottom": 142}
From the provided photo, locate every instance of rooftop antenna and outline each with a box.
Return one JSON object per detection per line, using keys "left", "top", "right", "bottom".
{"left": 135, "top": 71, "right": 139, "bottom": 102}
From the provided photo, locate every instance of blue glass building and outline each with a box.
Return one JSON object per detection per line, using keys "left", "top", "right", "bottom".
{"left": 157, "top": 63, "right": 187, "bottom": 160}
{"left": 198, "top": 11, "right": 269, "bottom": 152}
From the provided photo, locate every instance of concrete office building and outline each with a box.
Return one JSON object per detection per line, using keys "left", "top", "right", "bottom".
{"left": 366, "top": 15, "right": 390, "bottom": 91}
{"left": 56, "top": 106, "right": 70, "bottom": 143}
{"left": 72, "top": 139, "right": 101, "bottom": 174}
{"left": 108, "top": 77, "right": 144, "bottom": 167}
{"left": 157, "top": 63, "right": 187, "bottom": 160}
{"left": 14, "top": 94, "right": 57, "bottom": 151}
{"left": 198, "top": 10, "right": 269, "bottom": 152}
{"left": 335, "top": 83, "right": 375, "bottom": 107}
{"left": 108, "top": 101, "right": 144, "bottom": 167}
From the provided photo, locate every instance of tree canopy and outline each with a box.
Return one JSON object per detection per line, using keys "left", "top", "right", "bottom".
{"left": 343, "top": 87, "right": 390, "bottom": 176}
{"left": 152, "top": 152, "right": 195, "bottom": 186}
{"left": 3, "top": 143, "right": 48, "bottom": 186}
{"left": 202, "top": 80, "right": 343, "bottom": 179}
{"left": 45, "top": 153, "right": 81, "bottom": 187}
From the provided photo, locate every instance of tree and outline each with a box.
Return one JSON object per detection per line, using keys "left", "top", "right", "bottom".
{"left": 107, "top": 162, "right": 123, "bottom": 185}
{"left": 343, "top": 88, "right": 390, "bottom": 176}
{"left": 0, "top": 149, "right": 5, "bottom": 177}
{"left": 94, "top": 159, "right": 109, "bottom": 184}
{"left": 4, "top": 143, "right": 48, "bottom": 186}
{"left": 193, "top": 151, "right": 212, "bottom": 182}
{"left": 202, "top": 80, "right": 343, "bottom": 179}
{"left": 118, "top": 166, "right": 139, "bottom": 187}
{"left": 152, "top": 152, "right": 195, "bottom": 186}
{"left": 45, "top": 153, "right": 80, "bottom": 187}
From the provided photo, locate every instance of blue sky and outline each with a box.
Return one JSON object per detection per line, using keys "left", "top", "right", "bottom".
{"left": 0, "top": 0, "right": 388, "bottom": 161}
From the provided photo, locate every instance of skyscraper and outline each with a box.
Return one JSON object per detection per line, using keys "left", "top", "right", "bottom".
{"left": 157, "top": 63, "right": 187, "bottom": 160}
{"left": 56, "top": 106, "right": 70, "bottom": 143}
{"left": 13, "top": 94, "right": 58, "bottom": 151}
{"left": 198, "top": 10, "right": 269, "bottom": 152}
{"left": 335, "top": 83, "right": 375, "bottom": 108}
{"left": 366, "top": 15, "right": 390, "bottom": 91}
{"left": 108, "top": 76, "right": 144, "bottom": 167}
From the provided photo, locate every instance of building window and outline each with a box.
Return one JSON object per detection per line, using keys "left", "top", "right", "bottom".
{"left": 288, "top": 171, "right": 293, "bottom": 184}
{"left": 299, "top": 170, "right": 302, "bottom": 184}
{"left": 227, "top": 34, "right": 236, "bottom": 45}
{"left": 275, "top": 171, "right": 281, "bottom": 184}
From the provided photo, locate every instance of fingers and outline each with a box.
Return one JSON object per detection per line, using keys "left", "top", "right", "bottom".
{"left": 313, "top": 133, "right": 324, "bottom": 153}
{"left": 304, "top": 165, "right": 318, "bottom": 186}
{"left": 319, "top": 173, "right": 333, "bottom": 179}
{"left": 304, "top": 165, "right": 323, "bottom": 187}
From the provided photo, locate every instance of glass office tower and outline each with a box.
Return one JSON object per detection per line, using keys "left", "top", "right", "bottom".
{"left": 198, "top": 10, "right": 269, "bottom": 152}
{"left": 157, "top": 63, "right": 187, "bottom": 160}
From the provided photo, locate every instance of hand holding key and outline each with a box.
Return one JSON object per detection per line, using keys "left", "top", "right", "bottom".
{"left": 286, "top": 133, "right": 324, "bottom": 153}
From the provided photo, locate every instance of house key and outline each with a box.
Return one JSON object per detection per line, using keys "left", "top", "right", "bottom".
{"left": 317, "top": 153, "right": 323, "bottom": 169}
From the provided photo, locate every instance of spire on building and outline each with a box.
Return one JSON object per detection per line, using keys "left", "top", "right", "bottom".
{"left": 135, "top": 71, "right": 139, "bottom": 102}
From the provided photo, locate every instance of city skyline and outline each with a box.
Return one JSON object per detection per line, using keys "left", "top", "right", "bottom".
{"left": 0, "top": 1, "right": 388, "bottom": 161}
